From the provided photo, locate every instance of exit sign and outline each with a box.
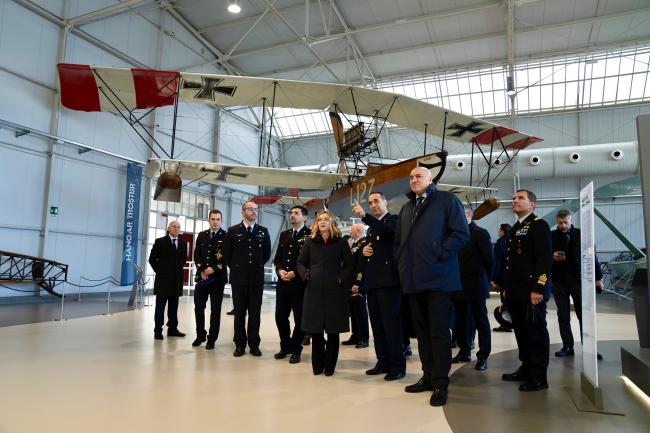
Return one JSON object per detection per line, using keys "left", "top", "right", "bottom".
{"left": 50, "top": 206, "right": 59, "bottom": 215}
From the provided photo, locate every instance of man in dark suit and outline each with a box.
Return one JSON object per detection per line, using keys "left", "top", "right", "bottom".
{"left": 273, "top": 205, "right": 310, "bottom": 364}
{"left": 352, "top": 192, "right": 406, "bottom": 381}
{"left": 192, "top": 209, "right": 227, "bottom": 350}
{"left": 551, "top": 209, "right": 603, "bottom": 357}
{"left": 502, "top": 189, "right": 552, "bottom": 392}
{"left": 344, "top": 223, "right": 370, "bottom": 349}
{"left": 149, "top": 220, "right": 187, "bottom": 340}
{"left": 395, "top": 166, "right": 469, "bottom": 407}
{"left": 451, "top": 207, "right": 494, "bottom": 370}
{"left": 222, "top": 201, "right": 272, "bottom": 357}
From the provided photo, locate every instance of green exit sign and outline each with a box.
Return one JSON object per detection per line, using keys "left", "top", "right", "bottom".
{"left": 50, "top": 206, "right": 59, "bottom": 215}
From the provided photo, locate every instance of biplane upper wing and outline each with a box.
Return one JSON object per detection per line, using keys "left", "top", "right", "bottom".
{"left": 251, "top": 195, "right": 325, "bottom": 207}
{"left": 437, "top": 183, "right": 497, "bottom": 202}
{"left": 145, "top": 159, "right": 344, "bottom": 190}
{"left": 57, "top": 63, "right": 542, "bottom": 150}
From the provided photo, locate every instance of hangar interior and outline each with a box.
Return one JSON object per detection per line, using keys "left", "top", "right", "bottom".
{"left": 1, "top": 1, "right": 650, "bottom": 432}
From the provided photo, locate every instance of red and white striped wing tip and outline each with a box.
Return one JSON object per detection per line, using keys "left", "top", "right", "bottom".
{"left": 468, "top": 125, "right": 542, "bottom": 150}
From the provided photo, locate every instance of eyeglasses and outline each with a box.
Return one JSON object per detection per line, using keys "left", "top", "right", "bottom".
{"left": 243, "top": 207, "right": 258, "bottom": 212}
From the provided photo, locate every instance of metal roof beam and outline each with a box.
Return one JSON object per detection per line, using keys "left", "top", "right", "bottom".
{"left": 67, "top": 0, "right": 151, "bottom": 26}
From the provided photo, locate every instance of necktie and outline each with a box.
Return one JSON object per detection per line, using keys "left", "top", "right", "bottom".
{"left": 413, "top": 196, "right": 424, "bottom": 221}
{"left": 211, "top": 231, "right": 216, "bottom": 240}
{"left": 172, "top": 238, "right": 177, "bottom": 249}
{"left": 247, "top": 226, "right": 252, "bottom": 234}
{"left": 293, "top": 230, "right": 298, "bottom": 239}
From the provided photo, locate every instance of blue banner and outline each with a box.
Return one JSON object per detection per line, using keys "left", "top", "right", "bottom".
{"left": 120, "top": 163, "right": 143, "bottom": 285}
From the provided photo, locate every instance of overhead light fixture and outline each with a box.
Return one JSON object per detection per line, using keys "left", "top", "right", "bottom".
{"left": 227, "top": 1, "right": 241, "bottom": 14}
{"left": 506, "top": 75, "right": 516, "bottom": 96}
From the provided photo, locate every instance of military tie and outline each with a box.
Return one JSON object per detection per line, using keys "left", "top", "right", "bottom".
{"left": 247, "top": 226, "right": 252, "bottom": 235}
{"left": 293, "top": 230, "right": 299, "bottom": 239}
{"left": 211, "top": 231, "right": 216, "bottom": 240}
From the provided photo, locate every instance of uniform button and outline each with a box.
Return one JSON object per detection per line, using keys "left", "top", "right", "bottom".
{"left": 249, "top": 261, "right": 252, "bottom": 263}
{"left": 506, "top": 266, "right": 509, "bottom": 270}
{"left": 288, "top": 252, "right": 292, "bottom": 255}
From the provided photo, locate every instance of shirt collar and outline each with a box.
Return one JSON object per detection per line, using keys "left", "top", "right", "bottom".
{"left": 293, "top": 224, "right": 305, "bottom": 233}
{"left": 243, "top": 221, "right": 256, "bottom": 230}
{"left": 169, "top": 235, "right": 178, "bottom": 241}
{"left": 517, "top": 212, "right": 532, "bottom": 224}
{"left": 377, "top": 211, "right": 389, "bottom": 221}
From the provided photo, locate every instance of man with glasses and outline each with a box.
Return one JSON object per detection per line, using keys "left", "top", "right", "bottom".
{"left": 222, "top": 201, "right": 272, "bottom": 357}
{"left": 273, "top": 205, "right": 310, "bottom": 364}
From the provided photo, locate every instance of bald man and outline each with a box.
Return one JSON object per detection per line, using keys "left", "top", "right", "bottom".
{"left": 395, "top": 167, "right": 469, "bottom": 406}
{"left": 149, "top": 220, "right": 188, "bottom": 340}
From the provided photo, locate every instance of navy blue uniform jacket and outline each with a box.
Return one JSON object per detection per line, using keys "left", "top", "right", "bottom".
{"left": 357, "top": 212, "right": 401, "bottom": 290}
{"left": 222, "top": 222, "right": 272, "bottom": 286}
{"left": 394, "top": 185, "right": 469, "bottom": 294}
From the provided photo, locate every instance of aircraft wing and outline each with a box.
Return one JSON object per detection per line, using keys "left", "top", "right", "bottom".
{"left": 57, "top": 63, "right": 542, "bottom": 150}
{"left": 437, "top": 183, "right": 497, "bottom": 202}
{"left": 251, "top": 195, "right": 325, "bottom": 208}
{"left": 145, "top": 159, "right": 344, "bottom": 190}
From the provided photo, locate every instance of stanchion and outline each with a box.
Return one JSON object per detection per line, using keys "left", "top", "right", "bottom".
{"left": 104, "top": 284, "right": 112, "bottom": 316}
{"left": 77, "top": 276, "right": 82, "bottom": 302}
{"left": 56, "top": 288, "right": 66, "bottom": 322}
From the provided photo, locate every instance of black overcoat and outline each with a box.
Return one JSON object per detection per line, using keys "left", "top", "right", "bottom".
{"left": 297, "top": 234, "right": 355, "bottom": 334}
{"left": 454, "top": 221, "right": 494, "bottom": 300}
{"left": 149, "top": 236, "right": 187, "bottom": 297}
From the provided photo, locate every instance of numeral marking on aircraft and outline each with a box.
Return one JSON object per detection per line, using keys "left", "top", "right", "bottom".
{"left": 350, "top": 178, "right": 375, "bottom": 205}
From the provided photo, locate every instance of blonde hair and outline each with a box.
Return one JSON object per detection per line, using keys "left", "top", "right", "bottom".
{"left": 310, "top": 210, "right": 342, "bottom": 239}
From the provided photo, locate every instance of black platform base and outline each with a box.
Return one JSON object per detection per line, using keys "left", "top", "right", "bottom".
{"left": 621, "top": 346, "right": 650, "bottom": 397}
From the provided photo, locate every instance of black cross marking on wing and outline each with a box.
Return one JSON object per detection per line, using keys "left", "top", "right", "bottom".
{"left": 446, "top": 121, "right": 485, "bottom": 137}
{"left": 182, "top": 77, "right": 237, "bottom": 101}
{"left": 201, "top": 166, "right": 248, "bottom": 181}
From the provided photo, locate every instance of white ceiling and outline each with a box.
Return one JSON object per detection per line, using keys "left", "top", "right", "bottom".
{"left": 166, "top": 0, "right": 650, "bottom": 83}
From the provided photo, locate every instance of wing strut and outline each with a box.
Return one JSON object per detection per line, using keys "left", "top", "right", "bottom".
{"left": 423, "top": 123, "right": 429, "bottom": 155}
{"left": 92, "top": 69, "right": 173, "bottom": 159}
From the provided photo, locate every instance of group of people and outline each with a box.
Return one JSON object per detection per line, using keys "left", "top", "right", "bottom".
{"left": 148, "top": 165, "right": 601, "bottom": 407}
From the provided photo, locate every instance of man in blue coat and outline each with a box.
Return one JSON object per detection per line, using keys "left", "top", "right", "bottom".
{"left": 395, "top": 166, "right": 469, "bottom": 407}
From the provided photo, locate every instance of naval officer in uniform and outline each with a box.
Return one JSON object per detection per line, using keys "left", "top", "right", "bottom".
{"left": 273, "top": 205, "right": 310, "bottom": 364}
{"left": 502, "top": 189, "right": 552, "bottom": 392}
{"left": 192, "top": 209, "right": 227, "bottom": 350}
{"left": 222, "top": 201, "right": 272, "bottom": 357}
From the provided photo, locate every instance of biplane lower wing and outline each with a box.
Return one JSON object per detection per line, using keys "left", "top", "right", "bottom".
{"left": 437, "top": 183, "right": 498, "bottom": 202}
{"left": 145, "top": 159, "right": 345, "bottom": 190}
{"left": 251, "top": 195, "right": 325, "bottom": 208}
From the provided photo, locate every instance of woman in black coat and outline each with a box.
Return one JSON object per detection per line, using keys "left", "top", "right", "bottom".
{"left": 297, "top": 210, "right": 355, "bottom": 376}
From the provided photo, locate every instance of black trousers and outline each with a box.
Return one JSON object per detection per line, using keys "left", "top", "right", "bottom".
{"left": 409, "top": 291, "right": 452, "bottom": 388}
{"left": 348, "top": 294, "right": 369, "bottom": 342}
{"left": 275, "top": 290, "right": 304, "bottom": 354}
{"left": 508, "top": 298, "right": 550, "bottom": 382}
{"left": 453, "top": 298, "right": 491, "bottom": 360}
{"left": 194, "top": 281, "right": 225, "bottom": 341}
{"left": 367, "top": 287, "right": 405, "bottom": 374}
{"left": 552, "top": 280, "right": 582, "bottom": 348}
{"left": 232, "top": 284, "right": 263, "bottom": 349}
{"left": 154, "top": 295, "right": 179, "bottom": 334}
{"left": 311, "top": 333, "right": 340, "bottom": 372}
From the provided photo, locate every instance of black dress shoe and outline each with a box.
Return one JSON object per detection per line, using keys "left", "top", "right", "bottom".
{"left": 405, "top": 377, "right": 433, "bottom": 393}
{"left": 451, "top": 353, "right": 471, "bottom": 363}
{"left": 555, "top": 346, "right": 574, "bottom": 357}
{"left": 384, "top": 372, "right": 406, "bottom": 381}
{"left": 493, "top": 326, "right": 513, "bottom": 333}
{"left": 519, "top": 380, "right": 548, "bottom": 392}
{"left": 289, "top": 353, "right": 301, "bottom": 364}
{"left": 192, "top": 336, "right": 206, "bottom": 347}
{"left": 167, "top": 329, "right": 186, "bottom": 337}
{"left": 274, "top": 350, "right": 289, "bottom": 359}
{"left": 341, "top": 338, "right": 358, "bottom": 346}
{"left": 250, "top": 347, "right": 262, "bottom": 356}
{"left": 313, "top": 367, "right": 324, "bottom": 375}
{"left": 324, "top": 369, "right": 334, "bottom": 376}
{"left": 302, "top": 336, "right": 311, "bottom": 346}
{"left": 226, "top": 308, "right": 235, "bottom": 316}
{"left": 502, "top": 369, "right": 528, "bottom": 382}
{"left": 233, "top": 347, "right": 245, "bottom": 357}
{"left": 205, "top": 340, "right": 215, "bottom": 350}
{"left": 365, "top": 366, "right": 388, "bottom": 375}
{"left": 154, "top": 333, "right": 163, "bottom": 340}
{"left": 403, "top": 346, "right": 412, "bottom": 357}
{"left": 475, "top": 358, "right": 487, "bottom": 371}
{"left": 430, "top": 386, "right": 448, "bottom": 406}
{"left": 355, "top": 341, "right": 369, "bottom": 349}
